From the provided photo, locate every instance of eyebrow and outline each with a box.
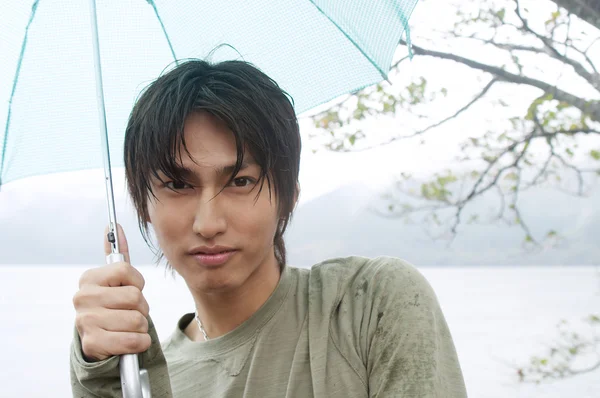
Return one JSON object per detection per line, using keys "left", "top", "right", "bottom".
{"left": 170, "top": 161, "right": 254, "bottom": 180}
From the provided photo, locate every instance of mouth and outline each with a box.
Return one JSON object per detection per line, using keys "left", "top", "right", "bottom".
{"left": 192, "top": 249, "right": 235, "bottom": 255}
{"left": 189, "top": 247, "right": 238, "bottom": 267}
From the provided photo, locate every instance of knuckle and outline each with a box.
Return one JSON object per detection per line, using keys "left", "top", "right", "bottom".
{"left": 127, "top": 287, "right": 144, "bottom": 308}
{"left": 139, "top": 298, "right": 150, "bottom": 317}
{"left": 78, "top": 269, "right": 93, "bottom": 288}
{"left": 141, "top": 333, "right": 152, "bottom": 351}
{"left": 72, "top": 291, "right": 84, "bottom": 309}
{"left": 74, "top": 313, "right": 84, "bottom": 330}
{"left": 122, "top": 333, "right": 146, "bottom": 352}
{"left": 81, "top": 336, "right": 98, "bottom": 357}
{"left": 114, "top": 263, "right": 130, "bottom": 281}
{"left": 131, "top": 312, "right": 148, "bottom": 332}
{"left": 75, "top": 311, "right": 94, "bottom": 330}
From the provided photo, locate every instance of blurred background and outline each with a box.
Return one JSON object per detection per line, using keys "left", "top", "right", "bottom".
{"left": 1, "top": 0, "right": 599, "bottom": 397}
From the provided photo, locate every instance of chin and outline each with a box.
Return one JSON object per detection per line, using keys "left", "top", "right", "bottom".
{"left": 188, "top": 266, "right": 248, "bottom": 293}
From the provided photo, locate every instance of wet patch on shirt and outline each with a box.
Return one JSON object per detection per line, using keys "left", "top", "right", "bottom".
{"left": 407, "top": 293, "right": 421, "bottom": 307}
{"left": 354, "top": 279, "right": 369, "bottom": 298}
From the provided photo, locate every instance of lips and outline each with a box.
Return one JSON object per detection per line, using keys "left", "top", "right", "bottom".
{"left": 189, "top": 246, "right": 237, "bottom": 267}
{"left": 189, "top": 245, "right": 235, "bottom": 255}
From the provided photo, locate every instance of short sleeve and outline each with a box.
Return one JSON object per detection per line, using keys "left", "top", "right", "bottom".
{"left": 363, "top": 257, "right": 467, "bottom": 398}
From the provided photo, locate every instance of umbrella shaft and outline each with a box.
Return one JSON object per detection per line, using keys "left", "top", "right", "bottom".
{"left": 89, "top": 0, "right": 120, "bottom": 254}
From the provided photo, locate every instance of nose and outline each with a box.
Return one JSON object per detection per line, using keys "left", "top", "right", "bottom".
{"left": 192, "top": 192, "right": 227, "bottom": 239}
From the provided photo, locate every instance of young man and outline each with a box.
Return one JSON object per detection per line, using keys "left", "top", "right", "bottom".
{"left": 70, "top": 60, "right": 467, "bottom": 397}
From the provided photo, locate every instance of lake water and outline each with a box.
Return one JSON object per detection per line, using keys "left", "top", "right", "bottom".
{"left": 0, "top": 265, "right": 598, "bottom": 397}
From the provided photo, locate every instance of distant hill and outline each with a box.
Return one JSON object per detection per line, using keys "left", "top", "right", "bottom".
{"left": 285, "top": 184, "right": 600, "bottom": 266}
{"left": 0, "top": 182, "right": 598, "bottom": 266}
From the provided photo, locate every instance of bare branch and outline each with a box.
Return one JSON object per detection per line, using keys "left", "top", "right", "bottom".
{"left": 452, "top": 31, "right": 600, "bottom": 91}
{"left": 554, "top": 152, "right": 586, "bottom": 195}
{"left": 514, "top": 0, "right": 600, "bottom": 92}
{"left": 402, "top": 41, "right": 600, "bottom": 121}
{"left": 538, "top": 128, "right": 600, "bottom": 137}
{"left": 552, "top": 0, "right": 600, "bottom": 30}
{"left": 512, "top": 168, "right": 539, "bottom": 246}
{"left": 527, "top": 150, "right": 555, "bottom": 188}
{"left": 346, "top": 78, "right": 499, "bottom": 152}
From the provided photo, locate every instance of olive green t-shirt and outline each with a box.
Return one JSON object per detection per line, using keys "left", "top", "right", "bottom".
{"left": 70, "top": 256, "right": 467, "bottom": 397}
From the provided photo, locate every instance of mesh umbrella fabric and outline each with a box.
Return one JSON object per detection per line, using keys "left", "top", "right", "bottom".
{"left": 0, "top": 0, "right": 418, "bottom": 185}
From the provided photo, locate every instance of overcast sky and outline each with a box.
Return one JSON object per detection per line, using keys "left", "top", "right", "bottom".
{"left": 1, "top": 0, "right": 598, "bottom": 266}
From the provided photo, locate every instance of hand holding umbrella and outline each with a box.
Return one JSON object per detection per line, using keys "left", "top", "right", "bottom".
{"left": 73, "top": 224, "right": 152, "bottom": 397}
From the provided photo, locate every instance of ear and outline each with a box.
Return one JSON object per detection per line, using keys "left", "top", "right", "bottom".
{"left": 293, "top": 182, "right": 301, "bottom": 208}
{"left": 277, "top": 183, "right": 301, "bottom": 222}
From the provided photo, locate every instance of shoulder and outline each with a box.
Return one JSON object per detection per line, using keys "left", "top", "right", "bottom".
{"left": 307, "top": 255, "right": 435, "bottom": 304}
{"left": 306, "top": 256, "right": 445, "bottom": 376}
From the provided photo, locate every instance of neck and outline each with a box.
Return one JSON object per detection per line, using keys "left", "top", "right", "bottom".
{"left": 186, "top": 255, "right": 282, "bottom": 341}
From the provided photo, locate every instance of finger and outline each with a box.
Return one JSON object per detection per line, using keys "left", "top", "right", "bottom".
{"left": 79, "top": 263, "right": 145, "bottom": 291}
{"left": 86, "top": 309, "right": 149, "bottom": 334}
{"left": 104, "top": 223, "right": 130, "bottom": 264}
{"left": 74, "top": 285, "right": 150, "bottom": 316}
{"left": 105, "top": 331, "right": 152, "bottom": 355}
{"left": 82, "top": 330, "right": 152, "bottom": 359}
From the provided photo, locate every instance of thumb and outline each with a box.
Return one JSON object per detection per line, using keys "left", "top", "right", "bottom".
{"left": 104, "top": 223, "right": 130, "bottom": 264}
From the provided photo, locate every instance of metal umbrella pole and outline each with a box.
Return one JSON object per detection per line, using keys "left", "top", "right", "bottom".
{"left": 88, "top": 0, "right": 151, "bottom": 397}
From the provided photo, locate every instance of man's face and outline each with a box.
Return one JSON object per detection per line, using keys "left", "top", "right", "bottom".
{"left": 147, "top": 111, "right": 280, "bottom": 293}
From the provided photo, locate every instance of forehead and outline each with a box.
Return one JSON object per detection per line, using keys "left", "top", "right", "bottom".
{"left": 180, "top": 112, "right": 235, "bottom": 163}
{"left": 174, "top": 111, "right": 257, "bottom": 172}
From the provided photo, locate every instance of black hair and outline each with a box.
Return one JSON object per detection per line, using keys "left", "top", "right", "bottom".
{"left": 124, "top": 60, "right": 301, "bottom": 269}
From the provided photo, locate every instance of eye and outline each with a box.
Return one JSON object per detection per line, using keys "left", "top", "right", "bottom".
{"left": 164, "top": 180, "right": 192, "bottom": 191}
{"left": 230, "top": 177, "right": 256, "bottom": 188}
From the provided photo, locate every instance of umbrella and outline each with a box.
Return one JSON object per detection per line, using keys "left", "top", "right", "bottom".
{"left": 0, "top": 0, "right": 419, "bottom": 396}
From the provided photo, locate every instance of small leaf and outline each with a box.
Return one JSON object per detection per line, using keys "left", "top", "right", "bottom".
{"left": 590, "top": 150, "right": 600, "bottom": 160}
{"left": 382, "top": 102, "right": 394, "bottom": 113}
{"left": 569, "top": 347, "right": 578, "bottom": 355}
{"left": 497, "top": 8, "right": 506, "bottom": 21}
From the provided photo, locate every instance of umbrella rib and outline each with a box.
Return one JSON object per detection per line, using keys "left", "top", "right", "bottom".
{"left": 1, "top": 0, "right": 41, "bottom": 187}
{"left": 146, "top": 0, "right": 178, "bottom": 65}
{"left": 306, "top": 0, "right": 388, "bottom": 81}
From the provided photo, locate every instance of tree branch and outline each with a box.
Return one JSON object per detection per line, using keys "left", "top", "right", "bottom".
{"left": 347, "top": 78, "right": 499, "bottom": 152}
{"left": 512, "top": 168, "right": 539, "bottom": 245}
{"left": 551, "top": 0, "right": 600, "bottom": 30}
{"left": 454, "top": 33, "right": 600, "bottom": 91}
{"left": 402, "top": 41, "right": 600, "bottom": 122}
{"left": 514, "top": 0, "right": 600, "bottom": 92}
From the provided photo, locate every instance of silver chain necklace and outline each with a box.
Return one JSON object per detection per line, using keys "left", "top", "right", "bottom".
{"left": 194, "top": 312, "right": 209, "bottom": 341}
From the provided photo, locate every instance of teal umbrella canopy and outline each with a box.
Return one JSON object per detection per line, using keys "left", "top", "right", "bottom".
{"left": 1, "top": 0, "right": 418, "bottom": 186}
